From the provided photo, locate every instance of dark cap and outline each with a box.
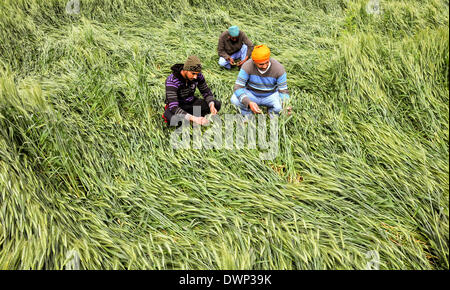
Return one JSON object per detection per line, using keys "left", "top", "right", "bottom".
{"left": 183, "top": 55, "right": 202, "bottom": 72}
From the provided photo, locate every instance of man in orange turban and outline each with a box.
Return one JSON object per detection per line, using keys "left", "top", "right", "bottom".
{"left": 231, "top": 45, "right": 290, "bottom": 116}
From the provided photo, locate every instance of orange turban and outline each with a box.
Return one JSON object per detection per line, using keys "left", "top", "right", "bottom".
{"left": 251, "top": 45, "right": 271, "bottom": 63}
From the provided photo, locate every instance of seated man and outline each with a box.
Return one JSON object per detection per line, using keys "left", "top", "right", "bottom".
{"left": 231, "top": 44, "right": 290, "bottom": 116}
{"left": 163, "top": 55, "right": 221, "bottom": 126}
{"left": 218, "top": 25, "right": 254, "bottom": 69}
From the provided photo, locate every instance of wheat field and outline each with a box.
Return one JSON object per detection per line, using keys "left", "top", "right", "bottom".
{"left": 0, "top": 0, "right": 448, "bottom": 269}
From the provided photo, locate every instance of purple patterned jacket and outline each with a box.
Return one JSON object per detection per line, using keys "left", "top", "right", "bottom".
{"left": 165, "top": 64, "right": 215, "bottom": 117}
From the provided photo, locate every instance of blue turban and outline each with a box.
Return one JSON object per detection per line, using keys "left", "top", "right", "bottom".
{"left": 228, "top": 26, "right": 239, "bottom": 37}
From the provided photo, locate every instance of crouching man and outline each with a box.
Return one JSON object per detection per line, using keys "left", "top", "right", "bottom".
{"left": 231, "top": 45, "right": 290, "bottom": 116}
{"left": 163, "top": 55, "right": 221, "bottom": 126}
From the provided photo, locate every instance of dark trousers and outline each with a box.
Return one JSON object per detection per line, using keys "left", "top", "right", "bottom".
{"left": 163, "top": 98, "right": 222, "bottom": 127}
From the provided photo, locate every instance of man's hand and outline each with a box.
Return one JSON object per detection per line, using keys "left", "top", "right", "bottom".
{"left": 190, "top": 116, "right": 209, "bottom": 125}
{"left": 281, "top": 96, "right": 292, "bottom": 115}
{"left": 237, "top": 56, "right": 248, "bottom": 67}
{"left": 286, "top": 106, "right": 292, "bottom": 115}
{"left": 209, "top": 102, "right": 218, "bottom": 115}
{"left": 228, "top": 57, "right": 235, "bottom": 65}
{"left": 249, "top": 102, "right": 262, "bottom": 114}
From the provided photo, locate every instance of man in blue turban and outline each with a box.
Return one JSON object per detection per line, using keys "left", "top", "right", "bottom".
{"left": 217, "top": 26, "right": 254, "bottom": 69}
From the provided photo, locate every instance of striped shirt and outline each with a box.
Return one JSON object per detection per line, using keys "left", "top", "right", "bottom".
{"left": 233, "top": 58, "right": 289, "bottom": 106}
{"left": 165, "top": 64, "right": 215, "bottom": 117}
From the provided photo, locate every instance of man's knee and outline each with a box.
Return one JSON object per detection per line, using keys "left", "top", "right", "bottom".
{"left": 213, "top": 99, "right": 222, "bottom": 111}
{"left": 164, "top": 109, "right": 184, "bottom": 127}
{"left": 267, "top": 93, "right": 282, "bottom": 114}
{"left": 272, "top": 105, "right": 282, "bottom": 114}
{"left": 218, "top": 57, "right": 230, "bottom": 68}
{"left": 240, "top": 44, "right": 248, "bottom": 56}
{"left": 230, "top": 94, "right": 241, "bottom": 107}
{"left": 269, "top": 99, "right": 282, "bottom": 114}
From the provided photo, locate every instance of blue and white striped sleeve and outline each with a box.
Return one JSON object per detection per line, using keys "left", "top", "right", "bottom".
{"left": 233, "top": 68, "right": 250, "bottom": 105}
{"left": 277, "top": 72, "right": 289, "bottom": 99}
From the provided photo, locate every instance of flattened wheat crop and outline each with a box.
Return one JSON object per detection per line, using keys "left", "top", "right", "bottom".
{"left": 0, "top": 0, "right": 448, "bottom": 269}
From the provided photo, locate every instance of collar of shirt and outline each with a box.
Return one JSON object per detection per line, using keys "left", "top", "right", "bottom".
{"left": 257, "top": 61, "right": 272, "bottom": 74}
